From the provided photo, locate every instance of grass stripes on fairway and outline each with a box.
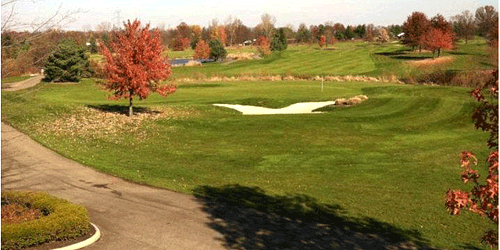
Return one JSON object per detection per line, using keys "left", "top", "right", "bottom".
{"left": 1, "top": 79, "right": 495, "bottom": 249}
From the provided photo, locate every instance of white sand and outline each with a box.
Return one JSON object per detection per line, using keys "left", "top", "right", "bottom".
{"left": 213, "top": 101, "right": 336, "bottom": 115}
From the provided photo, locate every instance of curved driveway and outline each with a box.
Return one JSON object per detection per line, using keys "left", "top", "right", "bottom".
{"left": 1, "top": 76, "right": 224, "bottom": 249}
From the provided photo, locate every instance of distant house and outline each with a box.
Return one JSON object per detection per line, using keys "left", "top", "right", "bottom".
{"left": 243, "top": 40, "right": 252, "bottom": 46}
{"left": 397, "top": 32, "right": 405, "bottom": 39}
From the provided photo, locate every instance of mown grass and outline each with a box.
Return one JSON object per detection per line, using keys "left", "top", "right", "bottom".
{"left": 1, "top": 76, "right": 32, "bottom": 84}
{"left": 170, "top": 38, "right": 492, "bottom": 80}
{"left": 1, "top": 78, "right": 495, "bottom": 249}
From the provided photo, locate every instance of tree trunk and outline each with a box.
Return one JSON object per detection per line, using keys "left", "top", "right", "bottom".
{"left": 129, "top": 93, "right": 133, "bottom": 117}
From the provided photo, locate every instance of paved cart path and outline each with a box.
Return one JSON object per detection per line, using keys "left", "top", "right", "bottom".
{"left": 1, "top": 123, "right": 224, "bottom": 249}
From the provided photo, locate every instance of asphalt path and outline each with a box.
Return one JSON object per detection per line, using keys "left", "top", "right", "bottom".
{"left": 1, "top": 77, "right": 225, "bottom": 249}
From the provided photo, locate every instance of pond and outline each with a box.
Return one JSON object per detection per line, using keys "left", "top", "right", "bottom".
{"left": 169, "top": 59, "right": 214, "bottom": 66}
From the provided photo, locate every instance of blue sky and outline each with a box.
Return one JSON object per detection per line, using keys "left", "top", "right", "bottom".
{"left": 3, "top": 0, "right": 499, "bottom": 31}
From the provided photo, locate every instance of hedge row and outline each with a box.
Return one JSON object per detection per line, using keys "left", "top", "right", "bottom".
{"left": 1, "top": 191, "right": 90, "bottom": 250}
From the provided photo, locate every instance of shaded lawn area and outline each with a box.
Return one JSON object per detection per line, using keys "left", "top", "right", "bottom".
{"left": 1, "top": 78, "right": 495, "bottom": 249}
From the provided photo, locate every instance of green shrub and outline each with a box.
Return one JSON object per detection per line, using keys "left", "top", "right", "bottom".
{"left": 209, "top": 39, "right": 227, "bottom": 61}
{"left": 1, "top": 191, "right": 90, "bottom": 250}
{"left": 43, "top": 40, "right": 92, "bottom": 82}
{"left": 271, "top": 28, "right": 287, "bottom": 52}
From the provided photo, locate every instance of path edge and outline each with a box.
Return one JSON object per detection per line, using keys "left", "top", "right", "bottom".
{"left": 53, "top": 223, "right": 101, "bottom": 250}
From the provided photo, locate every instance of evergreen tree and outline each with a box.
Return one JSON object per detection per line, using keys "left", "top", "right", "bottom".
{"left": 271, "top": 28, "right": 287, "bottom": 52}
{"left": 43, "top": 40, "right": 91, "bottom": 82}
{"left": 209, "top": 39, "right": 227, "bottom": 61}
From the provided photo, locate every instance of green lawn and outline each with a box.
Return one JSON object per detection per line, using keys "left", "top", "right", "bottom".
{"left": 1, "top": 75, "right": 32, "bottom": 84}
{"left": 1, "top": 78, "right": 495, "bottom": 249}
{"left": 170, "top": 39, "right": 492, "bottom": 79}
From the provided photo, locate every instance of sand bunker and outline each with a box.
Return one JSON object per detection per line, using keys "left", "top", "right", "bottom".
{"left": 213, "top": 101, "right": 336, "bottom": 115}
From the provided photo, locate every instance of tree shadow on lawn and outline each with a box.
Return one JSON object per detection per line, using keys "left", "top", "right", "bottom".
{"left": 86, "top": 104, "right": 161, "bottom": 115}
{"left": 193, "top": 184, "right": 439, "bottom": 250}
{"left": 375, "top": 50, "right": 432, "bottom": 61}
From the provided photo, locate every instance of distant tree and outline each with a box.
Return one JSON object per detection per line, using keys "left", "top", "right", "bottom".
{"left": 475, "top": 5, "right": 499, "bottom": 37}
{"left": 344, "top": 26, "right": 355, "bottom": 40}
{"left": 101, "top": 19, "right": 176, "bottom": 116}
{"left": 43, "top": 40, "right": 91, "bottom": 82}
{"left": 451, "top": 10, "right": 476, "bottom": 43}
{"left": 89, "top": 37, "right": 98, "bottom": 54}
{"left": 420, "top": 27, "right": 454, "bottom": 57}
{"left": 271, "top": 28, "right": 287, "bottom": 52}
{"left": 208, "top": 39, "right": 227, "bottom": 61}
{"left": 296, "top": 23, "right": 311, "bottom": 43}
{"left": 354, "top": 24, "right": 366, "bottom": 38}
{"left": 364, "top": 24, "right": 376, "bottom": 41}
{"left": 190, "top": 36, "right": 199, "bottom": 50}
{"left": 170, "top": 36, "right": 190, "bottom": 51}
{"left": 176, "top": 22, "right": 192, "bottom": 40}
{"left": 319, "top": 35, "right": 326, "bottom": 48}
{"left": 378, "top": 28, "right": 390, "bottom": 43}
{"left": 193, "top": 40, "right": 210, "bottom": 59}
{"left": 257, "top": 13, "right": 276, "bottom": 39}
{"left": 256, "top": 36, "right": 271, "bottom": 56}
{"left": 402, "top": 11, "right": 430, "bottom": 51}
{"left": 388, "top": 24, "right": 402, "bottom": 37}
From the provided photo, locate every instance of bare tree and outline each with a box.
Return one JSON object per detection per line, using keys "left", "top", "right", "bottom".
{"left": 256, "top": 13, "right": 276, "bottom": 39}
{"left": 451, "top": 10, "right": 476, "bottom": 43}
{"left": 475, "top": 5, "right": 498, "bottom": 37}
{"left": 96, "top": 22, "right": 113, "bottom": 33}
{"left": 1, "top": 0, "right": 84, "bottom": 77}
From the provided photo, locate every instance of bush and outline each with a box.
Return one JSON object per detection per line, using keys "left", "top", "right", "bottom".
{"left": 1, "top": 191, "right": 91, "bottom": 250}
{"left": 209, "top": 39, "right": 227, "bottom": 61}
{"left": 256, "top": 36, "right": 271, "bottom": 56}
{"left": 193, "top": 40, "right": 211, "bottom": 59}
{"left": 43, "top": 40, "right": 92, "bottom": 82}
{"left": 170, "top": 37, "right": 190, "bottom": 51}
{"left": 271, "top": 28, "right": 287, "bottom": 52}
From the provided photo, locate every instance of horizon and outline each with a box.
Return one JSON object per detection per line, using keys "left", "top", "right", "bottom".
{"left": 2, "top": 0, "right": 499, "bottom": 32}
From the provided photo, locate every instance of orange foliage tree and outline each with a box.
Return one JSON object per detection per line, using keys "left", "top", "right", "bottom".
{"left": 256, "top": 36, "right": 271, "bottom": 56}
{"left": 420, "top": 28, "right": 454, "bottom": 57}
{"left": 319, "top": 35, "right": 327, "bottom": 48}
{"left": 101, "top": 19, "right": 176, "bottom": 116}
{"left": 446, "top": 70, "right": 498, "bottom": 247}
{"left": 402, "top": 12, "right": 430, "bottom": 51}
{"left": 193, "top": 40, "right": 211, "bottom": 59}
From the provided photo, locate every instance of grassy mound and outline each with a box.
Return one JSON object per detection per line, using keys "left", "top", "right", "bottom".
{"left": 1, "top": 191, "right": 90, "bottom": 250}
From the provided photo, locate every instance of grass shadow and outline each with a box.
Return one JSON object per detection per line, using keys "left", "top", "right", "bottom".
{"left": 193, "top": 184, "right": 437, "bottom": 250}
{"left": 86, "top": 104, "right": 161, "bottom": 115}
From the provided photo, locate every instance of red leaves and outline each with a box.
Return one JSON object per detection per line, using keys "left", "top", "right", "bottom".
{"left": 100, "top": 19, "right": 175, "bottom": 112}
{"left": 319, "top": 35, "right": 326, "bottom": 48}
{"left": 420, "top": 27, "right": 453, "bottom": 56}
{"left": 447, "top": 150, "right": 499, "bottom": 246}
{"left": 193, "top": 40, "right": 211, "bottom": 59}
{"left": 446, "top": 189, "right": 471, "bottom": 215}
{"left": 256, "top": 36, "right": 271, "bottom": 56}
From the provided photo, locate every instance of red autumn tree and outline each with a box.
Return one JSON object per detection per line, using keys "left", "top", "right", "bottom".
{"left": 101, "top": 19, "right": 176, "bottom": 116}
{"left": 402, "top": 12, "right": 430, "bottom": 51}
{"left": 256, "top": 36, "right": 271, "bottom": 56}
{"left": 420, "top": 27, "right": 454, "bottom": 57}
{"left": 446, "top": 70, "right": 498, "bottom": 247}
{"left": 319, "top": 35, "right": 327, "bottom": 48}
{"left": 193, "top": 40, "right": 210, "bottom": 59}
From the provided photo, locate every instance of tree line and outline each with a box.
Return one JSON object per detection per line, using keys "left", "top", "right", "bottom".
{"left": 1, "top": 6, "right": 498, "bottom": 77}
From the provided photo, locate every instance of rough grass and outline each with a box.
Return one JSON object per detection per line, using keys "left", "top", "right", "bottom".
{"left": 1, "top": 191, "right": 90, "bottom": 250}
{"left": 1, "top": 78, "right": 496, "bottom": 249}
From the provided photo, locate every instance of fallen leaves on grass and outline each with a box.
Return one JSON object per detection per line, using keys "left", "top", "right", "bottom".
{"left": 33, "top": 106, "right": 196, "bottom": 139}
